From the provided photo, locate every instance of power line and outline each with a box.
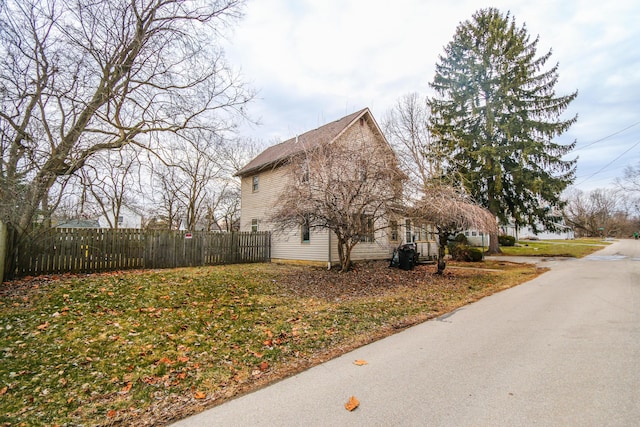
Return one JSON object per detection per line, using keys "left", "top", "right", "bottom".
{"left": 575, "top": 138, "right": 640, "bottom": 186}
{"left": 574, "top": 120, "right": 640, "bottom": 152}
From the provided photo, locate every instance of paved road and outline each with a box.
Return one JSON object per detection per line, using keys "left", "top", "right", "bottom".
{"left": 173, "top": 240, "right": 640, "bottom": 426}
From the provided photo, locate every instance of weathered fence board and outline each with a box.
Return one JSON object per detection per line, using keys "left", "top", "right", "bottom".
{"left": 4, "top": 228, "right": 270, "bottom": 280}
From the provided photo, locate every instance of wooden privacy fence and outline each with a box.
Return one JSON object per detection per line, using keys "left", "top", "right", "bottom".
{"left": 4, "top": 228, "right": 270, "bottom": 280}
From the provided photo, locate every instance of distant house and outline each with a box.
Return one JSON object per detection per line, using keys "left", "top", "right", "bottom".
{"left": 502, "top": 222, "right": 575, "bottom": 240}
{"left": 97, "top": 205, "right": 143, "bottom": 229}
{"left": 236, "top": 108, "right": 437, "bottom": 266}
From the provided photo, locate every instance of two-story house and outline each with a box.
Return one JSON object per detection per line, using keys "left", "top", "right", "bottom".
{"left": 236, "top": 107, "right": 422, "bottom": 267}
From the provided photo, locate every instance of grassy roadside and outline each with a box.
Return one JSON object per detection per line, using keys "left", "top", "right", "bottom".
{"left": 0, "top": 260, "right": 542, "bottom": 426}
{"left": 497, "top": 238, "right": 612, "bottom": 258}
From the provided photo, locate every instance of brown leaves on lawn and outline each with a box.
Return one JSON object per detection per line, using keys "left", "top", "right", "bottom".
{"left": 36, "top": 322, "right": 49, "bottom": 331}
{"left": 276, "top": 261, "right": 473, "bottom": 301}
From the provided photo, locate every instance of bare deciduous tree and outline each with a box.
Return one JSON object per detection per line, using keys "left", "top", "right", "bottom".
{"left": 150, "top": 163, "right": 185, "bottom": 230}
{"left": 563, "top": 188, "right": 637, "bottom": 237}
{"left": 270, "top": 133, "right": 405, "bottom": 272}
{"left": 616, "top": 161, "right": 640, "bottom": 199}
{"left": 383, "top": 92, "right": 438, "bottom": 196}
{"left": 80, "top": 147, "right": 143, "bottom": 229}
{"left": 0, "top": 0, "right": 251, "bottom": 241}
{"left": 411, "top": 184, "right": 496, "bottom": 274}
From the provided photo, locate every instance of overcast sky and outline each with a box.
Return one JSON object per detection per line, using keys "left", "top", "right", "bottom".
{"left": 223, "top": 0, "right": 640, "bottom": 192}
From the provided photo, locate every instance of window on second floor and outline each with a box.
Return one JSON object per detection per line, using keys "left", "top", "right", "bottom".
{"left": 252, "top": 175, "right": 259, "bottom": 192}
{"left": 301, "top": 161, "right": 309, "bottom": 184}
{"left": 301, "top": 215, "right": 310, "bottom": 243}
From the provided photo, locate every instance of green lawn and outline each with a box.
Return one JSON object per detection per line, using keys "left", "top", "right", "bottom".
{"left": 0, "top": 261, "right": 542, "bottom": 426}
{"left": 498, "top": 238, "right": 612, "bottom": 258}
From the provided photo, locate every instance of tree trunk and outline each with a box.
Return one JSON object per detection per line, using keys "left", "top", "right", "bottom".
{"left": 436, "top": 232, "right": 447, "bottom": 274}
{"left": 486, "top": 207, "right": 501, "bottom": 254}
{"left": 336, "top": 238, "right": 354, "bottom": 273}
{"left": 487, "top": 230, "right": 501, "bottom": 254}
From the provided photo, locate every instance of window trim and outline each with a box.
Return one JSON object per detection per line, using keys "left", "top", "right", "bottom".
{"left": 251, "top": 218, "right": 259, "bottom": 233}
{"left": 252, "top": 175, "right": 259, "bottom": 192}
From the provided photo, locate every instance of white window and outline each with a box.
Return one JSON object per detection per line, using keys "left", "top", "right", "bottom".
{"left": 251, "top": 218, "right": 258, "bottom": 232}
{"left": 252, "top": 175, "right": 259, "bottom": 192}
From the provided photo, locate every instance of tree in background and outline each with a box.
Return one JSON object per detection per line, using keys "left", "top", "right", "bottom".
{"left": 0, "top": 0, "right": 251, "bottom": 241}
{"left": 80, "top": 148, "right": 144, "bottom": 229}
{"left": 429, "top": 8, "right": 577, "bottom": 253}
{"left": 616, "top": 161, "right": 640, "bottom": 201}
{"left": 383, "top": 93, "right": 438, "bottom": 197}
{"left": 563, "top": 188, "right": 638, "bottom": 238}
{"left": 142, "top": 134, "right": 259, "bottom": 231}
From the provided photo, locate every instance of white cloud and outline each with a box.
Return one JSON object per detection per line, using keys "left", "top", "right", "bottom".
{"left": 226, "top": 0, "right": 640, "bottom": 190}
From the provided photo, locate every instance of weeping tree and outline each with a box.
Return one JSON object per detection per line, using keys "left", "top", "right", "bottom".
{"left": 412, "top": 184, "right": 496, "bottom": 274}
{"left": 429, "top": 8, "right": 577, "bottom": 253}
{"left": 0, "top": 0, "right": 251, "bottom": 242}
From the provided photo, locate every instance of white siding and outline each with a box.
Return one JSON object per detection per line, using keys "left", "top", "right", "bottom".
{"left": 240, "top": 166, "right": 332, "bottom": 262}
{"left": 98, "top": 206, "right": 142, "bottom": 229}
{"left": 239, "top": 166, "right": 288, "bottom": 233}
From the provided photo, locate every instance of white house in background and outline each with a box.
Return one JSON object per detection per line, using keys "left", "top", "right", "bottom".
{"left": 502, "top": 222, "right": 575, "bottom": 240}
{"left": 98, "top": 205, "right": 143, "bottom": 229}
{"left": 235, "top": 108, "right": 437, "bottom": 267}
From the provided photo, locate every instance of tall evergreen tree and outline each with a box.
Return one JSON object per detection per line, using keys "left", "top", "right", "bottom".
{"left": 429, "top": 8, "right": 577, "bottom": 252}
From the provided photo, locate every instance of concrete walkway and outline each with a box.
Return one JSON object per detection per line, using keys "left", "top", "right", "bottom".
{"left": 173, "top": 240, "right": 640, "bottom": 426}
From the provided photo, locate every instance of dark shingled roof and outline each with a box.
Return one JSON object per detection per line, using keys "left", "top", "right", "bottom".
{"left": 235, "top": 108, "right": 370, "bottom": 177}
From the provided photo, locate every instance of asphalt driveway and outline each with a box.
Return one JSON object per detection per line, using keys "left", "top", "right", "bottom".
{"left": 173, "top": 239, "right": 640, "bottom": 426}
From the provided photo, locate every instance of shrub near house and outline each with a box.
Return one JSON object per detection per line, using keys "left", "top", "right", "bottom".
{"left": 498, "top": 235, "right": 516, "bottom": 246}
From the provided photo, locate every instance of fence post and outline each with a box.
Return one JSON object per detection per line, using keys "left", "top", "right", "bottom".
{"left": 0, "top": 221, "right": 6, "bottom": 281}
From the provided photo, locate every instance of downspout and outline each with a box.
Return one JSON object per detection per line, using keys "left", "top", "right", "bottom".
{"left": 327, "top": 230, "right": 332, "bottom": 270}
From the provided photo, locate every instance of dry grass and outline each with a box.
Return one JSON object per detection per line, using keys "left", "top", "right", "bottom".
{"left": 0, "top": 260, "right": 543, "bottom": 426}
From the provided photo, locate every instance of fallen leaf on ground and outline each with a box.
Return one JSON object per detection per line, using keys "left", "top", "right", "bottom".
{"left": 344, "top": 395, "right": 360, "bottom": 411}
{"left": 353, "top": 359, "right": 368, "bottom": 366}
{"left": 37, "top": 322, "right": 49, "bottom": 330}
{"left": 194, "top": 391, "right": 206, "bottom": 399}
